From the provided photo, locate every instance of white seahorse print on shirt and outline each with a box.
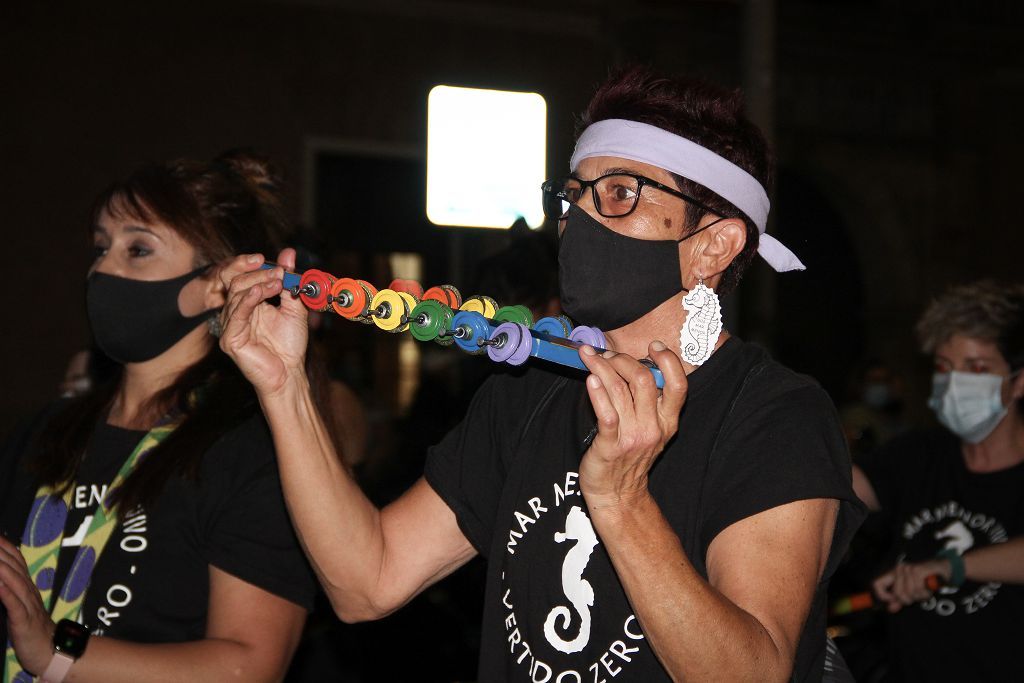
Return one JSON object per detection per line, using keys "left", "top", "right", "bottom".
{"left": 543, "top": 505, "right": 600, "bottom": 654}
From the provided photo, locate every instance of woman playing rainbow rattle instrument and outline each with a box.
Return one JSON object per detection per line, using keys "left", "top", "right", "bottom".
{"left": 221, "top": 66, "right": 863, "bottom": 682}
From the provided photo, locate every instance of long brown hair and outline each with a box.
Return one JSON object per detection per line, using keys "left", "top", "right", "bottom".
{"left": 32, "top": 149, "right": 322, "bottom": 513}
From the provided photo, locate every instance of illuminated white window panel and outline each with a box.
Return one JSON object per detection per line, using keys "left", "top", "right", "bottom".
{"left": 427, "top": 85, "right": 546, "bottom": 229}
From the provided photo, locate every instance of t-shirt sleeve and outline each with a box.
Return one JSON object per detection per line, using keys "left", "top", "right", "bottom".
{"left": 701, "top": 369, "right": 864, "bottom": 556}
{"left": 424, "top": 370, "right": 529, "bottom": 558}
{"left": 197, "top": 416, "right": 317, "bottom": 610}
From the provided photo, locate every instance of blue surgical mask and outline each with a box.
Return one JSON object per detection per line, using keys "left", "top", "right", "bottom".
{"left": 862, "top": 383, "right": 891, "bottom": 410}
{"left": 928, "top": 371, "right": 1009, "bottom": 444}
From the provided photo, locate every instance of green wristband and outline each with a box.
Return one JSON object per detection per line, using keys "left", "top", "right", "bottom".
{"left": 936, "top": 548, "right": 966, "bottom": 588}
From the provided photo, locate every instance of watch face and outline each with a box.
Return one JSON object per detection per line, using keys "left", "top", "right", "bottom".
{"left": 54, "top": 619, "right": 90, "bottom": 658}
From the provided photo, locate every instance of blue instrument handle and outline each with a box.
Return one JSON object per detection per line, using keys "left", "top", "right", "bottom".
{"left": 526, "top": 327, "right": 665, "bottom": 389}
{"left": 476, "top": 316, "right": 665, "bottom": 389}
{"left": 260, "top": 263, "right": 302, "bottom": 291}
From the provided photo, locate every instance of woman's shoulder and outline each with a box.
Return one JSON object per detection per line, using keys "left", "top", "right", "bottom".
{"left": 724, "top": 341, "right": 835, "bottom": 417}
{"left": 466, "top": 362, "right": 573, "bottom": 415}
{"left": 212, "top": 411, "right": 272, "bottom": 444}
{"left": 196, "top": 412, "right": 275, "bottom": 477}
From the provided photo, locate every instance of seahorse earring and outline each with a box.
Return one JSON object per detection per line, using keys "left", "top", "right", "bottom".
{"left": 208, "top": 315, "right": 223, "bottom": 338}
{"left": 679, "top": 278, "right": 722, "bottom": 366}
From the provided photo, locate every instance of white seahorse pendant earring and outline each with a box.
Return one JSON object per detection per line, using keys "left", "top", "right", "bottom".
{"left": 679, "top": 278, "right": 722, "bottom": 366}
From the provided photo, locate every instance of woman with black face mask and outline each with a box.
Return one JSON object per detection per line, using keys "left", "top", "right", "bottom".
{"left": 852, "top": 281, "right": 1024, "bottom": 682}
{"left": 0, "top": 151, "right": 318, "bottom": 683}
{"left": 220, "top": 67, "right": 865, "bottom": 682}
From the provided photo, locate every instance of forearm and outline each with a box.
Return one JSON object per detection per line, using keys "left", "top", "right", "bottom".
{"left": 258, "top": 373, "right": 389, "bottom": 621}
{"left": 589, "top": 494, "right": 791, "bottom": 683}
{"left": 66, "top": 636, "right": 285, "bottom": 683}
{"left": 964, "top": 536, "right": 1024, "bottom": 584}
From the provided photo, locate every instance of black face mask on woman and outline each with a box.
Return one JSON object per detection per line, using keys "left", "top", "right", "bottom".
{"left": 558, "top": 204, "right": 717, "bottom": 331}
{"left": 86, "top": 266, "right": 215, "bottom": 364}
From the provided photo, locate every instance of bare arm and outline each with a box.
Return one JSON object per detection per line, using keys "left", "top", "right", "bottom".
{"left": 592, "top": 492, "right": 835, "bottom": 682}
{"left": 218, "top": 251, "right": 476, "bottom": 623}
{"left": 579, "top": 343, "right": 838, "bottom": 680}
{"left": 327, "top": 379, "right": 369, "bottom": 468}
{"left": 0, "top": 543, "right": 305, "bottom": 682}
{"left": 261, "top": 377, "right": 476, "bottom": 621}
{"left": 874, "top": 535, "right": 1024, "bottom": 611}
{"left": 963, "top": 535, "right": 1024, "bottom": 584}
{"left": 69, "top": 568, "right": 304, "bottom": 683}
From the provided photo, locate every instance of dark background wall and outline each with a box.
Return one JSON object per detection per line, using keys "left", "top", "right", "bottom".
{"left": 2, "top": 0, "right": 1022, "bottom": 430}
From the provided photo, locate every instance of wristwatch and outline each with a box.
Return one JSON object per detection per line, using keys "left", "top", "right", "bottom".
{"left": 935, "top": 547, "right": 967, "bottom": 588}
{"left": 40, "top": 619, "right": 91, "bottom": 683}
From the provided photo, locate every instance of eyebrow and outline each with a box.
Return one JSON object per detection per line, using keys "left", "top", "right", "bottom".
{"left": 572, "top": 166, "right": 645, "bottom": 182}
{"left": 600, "top": 166, "right": 642, "bottom": 176}
{"left": 92, "top": 224, "right": 162, "bottom": 239}
{"left": 935, "top": 353, "right": 1000, "bottom": 364}
{"left": 125, "top": 225, "right": 160, "bottom": 238}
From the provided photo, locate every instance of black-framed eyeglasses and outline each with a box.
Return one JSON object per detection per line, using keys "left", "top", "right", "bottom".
{"left": 540, "top": 172, "right": 719, "bottom": 220}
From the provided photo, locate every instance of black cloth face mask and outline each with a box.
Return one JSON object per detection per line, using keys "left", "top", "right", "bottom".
{"left": 558, "top": 204, "right": 716, "bottom": 331}
{"left": 87, "top": 265, "right": 216, "bottom": 364}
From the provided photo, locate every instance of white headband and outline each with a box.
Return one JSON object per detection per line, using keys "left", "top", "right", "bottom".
{"left": 570, "top": 119, "right": 805, "bottom": 272}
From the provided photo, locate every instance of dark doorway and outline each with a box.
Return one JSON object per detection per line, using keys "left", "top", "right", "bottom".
{"left": 771, "top": 168, "right": 865, "bottom": 403}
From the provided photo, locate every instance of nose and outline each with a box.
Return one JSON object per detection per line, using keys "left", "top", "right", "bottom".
{"left": 91, "top": 250, "right": 126, "bottom": 278}
{"left": 575, "top": 183, "right": 598, "bottom": 214}
{"left": 88, "top": 251, "right": 107, "bottom": 277}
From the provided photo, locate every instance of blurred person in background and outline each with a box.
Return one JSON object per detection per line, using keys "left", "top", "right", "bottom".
{"left": 0, "top": 151, "right": 316, "bottom": 683}
{"left": 58, "top": 348, "right": 118, "bottom": 400}
{"left": 473, "top": 219, "right": 562, "bottom": 323}
{"left": 58, "top": 351, "right": 95, "bottom": 400}
{"left": 852, "top": 280, "right": 1024, "bottom": 682}
{"left": 840, "top": 358, "right": 909, "bottom": 459}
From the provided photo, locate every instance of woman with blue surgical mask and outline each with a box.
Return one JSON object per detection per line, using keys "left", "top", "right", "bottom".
{"left": 851, "top": 281, "right": 1024, "bottom": 683}
{"left": 928, "top": 345, "right": 1021, "bottom": 444}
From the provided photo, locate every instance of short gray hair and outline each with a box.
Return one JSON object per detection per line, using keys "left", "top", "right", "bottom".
{"left": 916, "top": 280, "right": 1024, "bottom": 369}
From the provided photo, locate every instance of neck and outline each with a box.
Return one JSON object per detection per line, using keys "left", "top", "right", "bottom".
{"left": 108, "top": 326, "right": 211, "bottom": 429}
{"left": 604, "top": 294, "right": 729, "bottom": 375}
{"left": 962, "top": 410, "right": 1024, "bottom": 473}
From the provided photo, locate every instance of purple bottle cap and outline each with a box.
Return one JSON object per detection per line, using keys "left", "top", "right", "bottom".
{"left": 487, "top": 322, "right": 524, "bottom": 363}
{"left": 569, "top": 325, "right": 607, "bottom": 350}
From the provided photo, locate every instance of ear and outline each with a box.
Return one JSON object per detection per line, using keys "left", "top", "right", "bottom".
{"left": 694, "top": 217, "right": 747, "bottom": 284}
{"left": 1011, "top": 368, "right": 1024, "bottom": 402}
{"left": 201, "top": 266, "right": 229, "bottom": 310}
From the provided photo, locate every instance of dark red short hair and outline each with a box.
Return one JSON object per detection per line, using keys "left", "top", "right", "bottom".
{"left": 579, "top": 65, "right": 773, "bottom": 294}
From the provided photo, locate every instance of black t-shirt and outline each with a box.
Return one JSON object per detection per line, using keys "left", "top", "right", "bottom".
{"left": 858, "top": 429, "right": 1024, "bottom": 682}
{"left": 0, "top": 410, "right": 316, "bottom": 645}
{"left": 426, "top": 337, "right": 865, "bottom": 682}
